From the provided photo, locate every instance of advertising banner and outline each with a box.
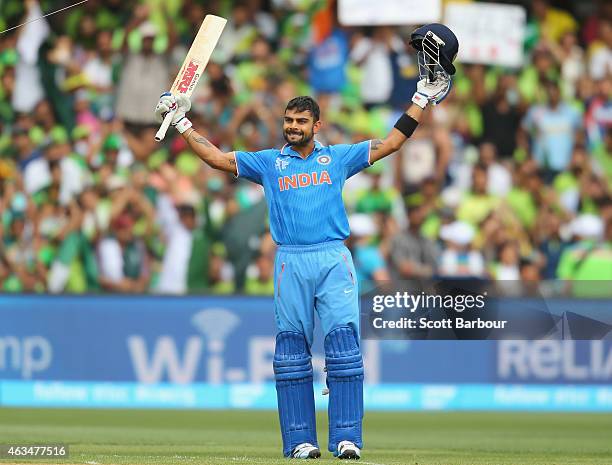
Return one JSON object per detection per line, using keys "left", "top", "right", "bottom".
{"left": 338, "top": 0, "right": 441, "bottom": 26}
{"left": 1, "top": 295, "right": 611, "bottom": 410}
{"left": 444, "top": 2, "right": 526, "bottom": 67}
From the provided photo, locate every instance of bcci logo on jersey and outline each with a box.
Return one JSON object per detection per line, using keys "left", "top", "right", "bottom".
{"left": 317, "top": 155, "right": 331, "bottom": 165}
{"left": 275, "top": 157, "right": 290, "bottom": 171}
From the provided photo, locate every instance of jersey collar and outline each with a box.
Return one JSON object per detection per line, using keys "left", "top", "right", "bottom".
{"left": 280, "top": 140, "right": 325, "bottom": 158}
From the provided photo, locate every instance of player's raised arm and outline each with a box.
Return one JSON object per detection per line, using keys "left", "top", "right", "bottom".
{"left": 368, "top": 77, "right": 451, "bottom": 164}
{"left": 369, "top": 24, "right": 458, "bottom": 164}
{"left": 154, "top": 93, "right": 237, "bottom": 175}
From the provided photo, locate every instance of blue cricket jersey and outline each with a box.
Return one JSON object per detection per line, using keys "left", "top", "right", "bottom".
{"left": 235, "top": 140, "right": 372, "bottom": 245}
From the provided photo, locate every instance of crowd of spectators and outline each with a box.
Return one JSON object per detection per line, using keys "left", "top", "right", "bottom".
{"left": 0, "top": 0, "right": 610, "bottom": 295}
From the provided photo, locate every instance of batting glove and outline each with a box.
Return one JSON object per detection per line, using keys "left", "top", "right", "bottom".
{"left": 155, "top": 92, "right": 193, "bottom": 133}
{"left": 412, "top": 73, "right": 452, "bottom": 108}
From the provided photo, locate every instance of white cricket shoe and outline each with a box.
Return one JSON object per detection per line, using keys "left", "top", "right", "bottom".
{"left": 291, "top": 443, "right": 321, "bottom": 459}
{"left": 337, "top": 441, "right": 361, "bottom": 460}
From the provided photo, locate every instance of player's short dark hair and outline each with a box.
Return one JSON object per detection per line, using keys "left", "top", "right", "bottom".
{"left": 285, "top": 96, "right": 320, "bottom": 121}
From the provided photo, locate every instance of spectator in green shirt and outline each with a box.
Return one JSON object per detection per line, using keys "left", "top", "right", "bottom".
{"left": 456, "top": 163, "right": 500, "bottom": 226}
{"left": 245, "top": 253, "right": 274, "bottom": 296}
{"left": 591, "top": 126, "right": 612, "bottom": 190}
{"left": 557, "top": 214, "right": 612, "bottom": 297}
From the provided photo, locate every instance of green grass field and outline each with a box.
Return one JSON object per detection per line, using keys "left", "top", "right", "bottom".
{"left": 1, "top": 408, "right": 611, "bottom": 465}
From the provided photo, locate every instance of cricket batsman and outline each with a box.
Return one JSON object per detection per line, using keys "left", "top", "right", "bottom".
{"left": 155, "top": 24, "right": 458, "bottom": 460}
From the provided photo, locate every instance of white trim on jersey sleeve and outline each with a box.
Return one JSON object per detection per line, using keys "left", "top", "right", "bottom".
{"left": 233, "top": 151, "right": 241, "bottom": 179}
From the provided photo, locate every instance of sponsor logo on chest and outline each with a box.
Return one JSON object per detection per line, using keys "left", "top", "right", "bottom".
{"left": 278, "top": 170, "right": 332, "bottom": 191}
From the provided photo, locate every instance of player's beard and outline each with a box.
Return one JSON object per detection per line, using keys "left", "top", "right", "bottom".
{"left": 283, "top": 128, "right": 313, "bottom": 147}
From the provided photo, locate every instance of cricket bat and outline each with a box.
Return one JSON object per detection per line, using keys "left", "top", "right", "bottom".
{"left": 155, "top": 14, "right": 227, "bottom": 142}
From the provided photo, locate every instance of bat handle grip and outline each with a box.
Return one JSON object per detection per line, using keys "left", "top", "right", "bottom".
{"left": 155, "top": 110, "right": 176, "bottom": 142}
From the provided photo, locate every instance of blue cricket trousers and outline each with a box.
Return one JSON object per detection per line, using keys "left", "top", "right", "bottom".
{"left": 273, "top": 240, "right": 360, "bottom": 346}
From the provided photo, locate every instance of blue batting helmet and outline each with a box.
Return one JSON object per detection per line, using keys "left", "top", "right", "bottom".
{"left": 410, "top": 23, "right": 459, "bottom": 80}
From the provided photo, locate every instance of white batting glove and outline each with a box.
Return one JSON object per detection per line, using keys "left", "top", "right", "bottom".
{"left": 412, "top": 74, "right": 452, "bottom": 109}
{"left": 154, "top": 92, "right": 193, "bottom": 133}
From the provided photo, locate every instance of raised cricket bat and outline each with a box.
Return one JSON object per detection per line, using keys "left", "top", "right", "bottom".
{"left": 155, "top": 14, "right": 227, "bottom": 142}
